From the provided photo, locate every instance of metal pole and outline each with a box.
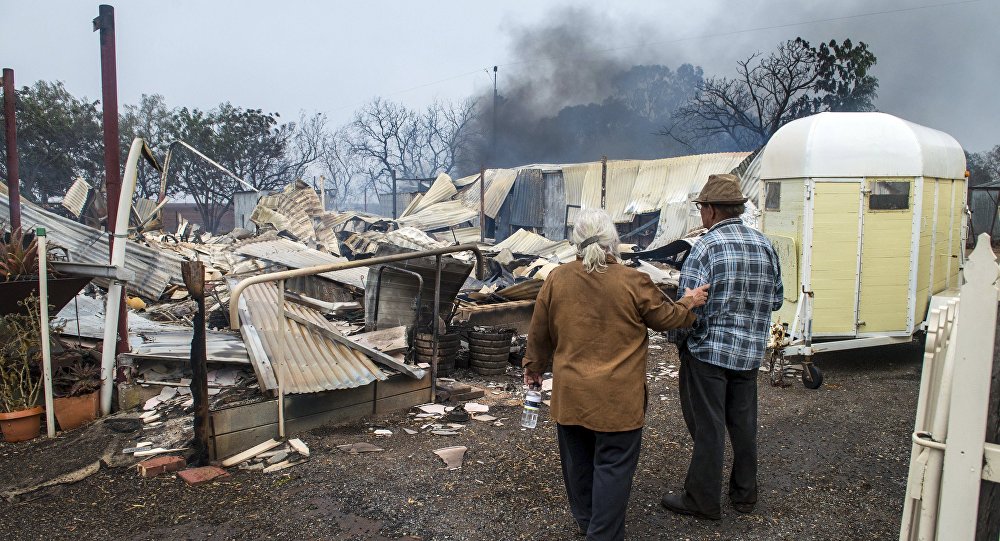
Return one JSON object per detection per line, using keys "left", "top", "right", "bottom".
{"left": 492, "top": 66, "right": 498, "bottom": 164}
{"left": 479, "top": 167, "right": 485, "bottom": 243}
{"left": 319, "top": 175, "right": 326, "bottom": 212}
{"left": 601, "top": 155, "right": 608, "bottom": 210}
{"left": 431, "top": 255, "right": 442, "bottom": 402}
{"left": 391, "top": 170, "right": 398, "bottom": 219}
{"left": 93, "top": 5, "right": 128, "bottom": 356}
{"left": 37, "top": 227, "right": 54, "bottom": 437}
{"left": 2, "top": 68, "right": 21, "bottom": 232}
{"left": 277, "top": 278, "right": 286, "bottom": 438}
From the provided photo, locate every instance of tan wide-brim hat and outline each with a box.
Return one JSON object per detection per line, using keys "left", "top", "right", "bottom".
{"left": 693, "top": 173, "right": 748, "bottom": 204}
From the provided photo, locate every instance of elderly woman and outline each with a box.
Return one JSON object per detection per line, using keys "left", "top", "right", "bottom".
{"left": 523, "top": 208, "right": 708, "bottom": 541}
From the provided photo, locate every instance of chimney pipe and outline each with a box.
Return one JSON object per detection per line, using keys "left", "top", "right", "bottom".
{"left": 2, "top": 68, "right": 21, "bottom": 232}
{"left": 93, "top": 4, "right": 128, "bottom": 355}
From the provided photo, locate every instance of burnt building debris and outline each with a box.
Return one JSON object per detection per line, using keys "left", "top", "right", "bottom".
{"left": 2, "top": 143, "right": 752, "bottom": 458}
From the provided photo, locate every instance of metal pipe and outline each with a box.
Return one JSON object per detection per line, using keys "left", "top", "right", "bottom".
{"left": 479, "top": 168, "right": 485, "bottom": 243}
{"left": 229, "top": 243, "right": 486, "bottom": 330}
{"left": 37, "top": 227, "right": 54, "bottom": 437}
{"left": 2, "top": 68, "right": 21, "bottom": 231}
{"left": 93, "top": 5, "right": 128, "bottom": 356}
{"left": 600, "top": 155, "right": 607, "bottom": 210}
{"left": 99, "top": 138, "right": 143, "bottom": 415}
{"left": 432, "top": 255, "right": 442, "bottom": 402}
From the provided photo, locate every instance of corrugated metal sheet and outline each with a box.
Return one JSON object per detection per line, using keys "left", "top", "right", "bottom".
{"left": 233, "top": 191, "right": 262, "bottom": 231}
{"left": 395, "top": 200, "right": 478, "bottom": 231}
{"left": 235, "top": 238, "right": 369, "bottom": 290}
{"left": 970, "top": 189, "right": 1000, "bottom": 238}
{"left": 460, "top": 169, "right": 519, "bottom": 219}
{"left": 0, "top": 194, "right": 181, "bottom": 299}
{"left": 580, "top": 160, "right": 641, "bottom": 223}
{"left": 507, "top": 169, "right": 545, "bottom": 228}
{"left": 56, "top": 293, "right": 250, "bottom": 363}
{"left": 61, "top": 178, "right": 92, "bottom": 218}
{"left": 489, "top": 228, "right": 577, "bottom": 262}
{"left": 640, "top": 153, "right": 751, "bottom": 249}
{"left": 562, "top": 163, "right": 597, "bottom": 225}
{"left": 403, "top": 173, "right": 457, "bottom": 217}
{"left": 241, "top": 281, "right": 387, "bottom": 393}
{"left": 432, "top": 227, "right": 482, "bottom": 245}
{"left": 452, "top": 172, "right": 481, "bottom": 188}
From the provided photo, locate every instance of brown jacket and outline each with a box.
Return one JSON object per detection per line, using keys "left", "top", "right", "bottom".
{"left": 523, "top": 259, "right": 696, "bottom": 432}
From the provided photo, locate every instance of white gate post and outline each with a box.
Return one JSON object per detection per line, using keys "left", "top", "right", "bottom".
{"left": 936, "top": 233, "right": 999, "bottom": 539}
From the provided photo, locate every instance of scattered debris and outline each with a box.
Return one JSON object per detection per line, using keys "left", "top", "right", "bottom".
{"left": 433, "top": 446, "right": 467, "bottom": 470}
{"left": 137, "top": 455, "right": 185, "bottom": 478}
{"left": 336, "top": 443, "right": 384, "bottom": 454}
{"left": 220, "top": 439, "right": 282, "bottom": 467}
{"left": 288, "top": 438, "right": 310, "bottom": 457}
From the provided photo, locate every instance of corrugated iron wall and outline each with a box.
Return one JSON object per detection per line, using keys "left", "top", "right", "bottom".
{"left": 543, "top": 171, "right": 566, "bottom": 240}
{"left": 969, "top": 190, "right": 1000, "bottom": 239}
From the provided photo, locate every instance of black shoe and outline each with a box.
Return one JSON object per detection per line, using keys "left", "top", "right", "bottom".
{"left": 660, "top": 493, "right": 721, "bottom": 521}
{"left": 731, "top": 500, "right": 755, "bottom": 514}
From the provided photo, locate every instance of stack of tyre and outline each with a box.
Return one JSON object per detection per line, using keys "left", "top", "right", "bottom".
{"left": 414, "top": 331, "right": 460, "bottom": 376}
{"left": 468, "top": 328, "right": 514, "bottom": 375}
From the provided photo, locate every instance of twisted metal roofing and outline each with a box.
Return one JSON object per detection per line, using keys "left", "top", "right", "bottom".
{"left": 239, "top": 281, "right": 388, "bottom": 394}
{"left": 235, "top": 238, "right": 369, "bottom": 290}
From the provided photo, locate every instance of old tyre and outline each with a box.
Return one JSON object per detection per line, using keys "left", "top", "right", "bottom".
{"left": 468, "top": 343, "right": 511, "bottom": 355}
{"left": 473, "top": 366, "right": 508, "bottom": 376}
{"left": 469, "top": 351, "right": 510, "bottom": 363}
{"left": 802, "top": 364, "right": 823, "bottom": 389}
{"left": 468, "top": 330, "right": 514, "bottom": 342}
{"left": 470, "top": 358, "right": 508, "bottom": 369}
{"left": 414, "top": 344, "right": 459, "bottom": 357}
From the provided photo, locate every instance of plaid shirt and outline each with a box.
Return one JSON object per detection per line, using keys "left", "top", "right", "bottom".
{"left": 672, "top": 218, "right": 783, "bottom": 371}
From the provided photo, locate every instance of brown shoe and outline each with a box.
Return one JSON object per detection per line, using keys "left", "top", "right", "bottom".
{"left": 660, "top": 493, "right": 721, "bottom": 521}
{"left": 732, "top": 501, "right": 755, "bottom": 514}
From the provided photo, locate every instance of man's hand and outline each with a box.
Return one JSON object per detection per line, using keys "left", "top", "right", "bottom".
{"left": 523, "top": 370, "right": 543, "bottom": 389}
{"left": 683, "top": 283, "right": 710, "bottom": 308}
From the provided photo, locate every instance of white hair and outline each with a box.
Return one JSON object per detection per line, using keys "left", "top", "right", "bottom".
{"left": 571, "top": 208, "right": 621, "bottom": 273}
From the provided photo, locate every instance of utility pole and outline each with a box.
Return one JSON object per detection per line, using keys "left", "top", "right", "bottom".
{"left": 601, "top": 156, "right": 608, "bottom": 210}
{"left": 391, "top": 169, "right": 398, "bottom": 219}
{"left": 2, "top": 68, "right": 21, "bottom": 232}
{"left": 93, "top": 4, "right": 128, "bottom": 356}
{"left": 492, "top": 66, "right": 498, "bottom": 165}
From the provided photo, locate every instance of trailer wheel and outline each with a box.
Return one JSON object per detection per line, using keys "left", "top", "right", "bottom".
{"left": 802, "top": 364, "right": 823, "bottom": 389}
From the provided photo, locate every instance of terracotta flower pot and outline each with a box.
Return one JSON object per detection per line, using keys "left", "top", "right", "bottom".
{"left": 53, "top": 391, "right": 99, "bottom": 431}
{"left": 0, "top": 405, "right": 44, "bottom": 443}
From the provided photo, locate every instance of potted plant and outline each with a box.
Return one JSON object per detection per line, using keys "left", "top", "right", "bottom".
{"left": 52, "top": 360, "right": 100, "bottom": 431}
{"left": 0, "top": 295, "right": 44, "bottom": 442}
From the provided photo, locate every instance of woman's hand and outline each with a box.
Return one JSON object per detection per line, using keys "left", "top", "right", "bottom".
{"left": 523, "top": 370, "right": 543, "bottom": 390}
{"left": 683, "top": 283, "right": 710, "bottom": 308}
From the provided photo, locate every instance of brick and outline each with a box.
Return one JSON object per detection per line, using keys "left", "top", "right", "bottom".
{"left": 437, "top": 381, "right": 472, "bottom": 394}
{"left": 137, "top": 455, "right": 186, "bottom": 478}
{"left": 177, "top": 466, "right": 230, "bottom": 486}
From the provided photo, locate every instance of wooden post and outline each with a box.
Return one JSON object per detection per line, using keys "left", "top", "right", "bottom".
{"left": 181, "top": 261, "right": 209, "bottom": 466}
{"left": 978, "top": 302, "right": 1000, "bottom": 540}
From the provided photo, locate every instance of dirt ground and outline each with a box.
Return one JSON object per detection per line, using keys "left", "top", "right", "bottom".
{"left": 0, "top": 333, "right": 923, "bottom": 540}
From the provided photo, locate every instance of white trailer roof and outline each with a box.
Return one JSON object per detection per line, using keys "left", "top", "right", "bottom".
{"left": 760, "top": 112, "right": 966, "bottom": 180}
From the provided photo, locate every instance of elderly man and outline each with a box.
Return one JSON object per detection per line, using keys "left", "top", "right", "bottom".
{"left": 662, "top": 174, "right": 783, "bottom": 520}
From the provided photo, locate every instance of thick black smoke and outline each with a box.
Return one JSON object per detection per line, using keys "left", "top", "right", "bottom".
{"left": 473, "top": 6, "right": 715, "bottom": 168}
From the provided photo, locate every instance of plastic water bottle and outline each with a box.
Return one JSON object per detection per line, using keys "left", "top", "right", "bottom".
{"left": 521, "top": 389, "right": 542, "bottom": 429}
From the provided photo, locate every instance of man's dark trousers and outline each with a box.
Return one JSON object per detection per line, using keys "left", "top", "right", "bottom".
{"left": 678, "top": 348, "right": 758, "bottom": 517}
{"left": 557, "top": 424, "right": 642, "bottom": 541}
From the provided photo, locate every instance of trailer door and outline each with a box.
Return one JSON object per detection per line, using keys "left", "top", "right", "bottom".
{"left": 809, "top": 180, "right": 863, "bottom": 337}
{"left": 857, "top": 178, "right": 915, "bottom": 334}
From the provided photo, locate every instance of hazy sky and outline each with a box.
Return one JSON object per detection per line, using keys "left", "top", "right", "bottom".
{"left": 3, "top": 0, "right": 997, "bottom": 152}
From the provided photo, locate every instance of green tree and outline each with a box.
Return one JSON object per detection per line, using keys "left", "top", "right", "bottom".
{"left": 166, "top": 103, "right": 322, "bottom": 233}
{"left": 120, "top": 93, "right": 175, "bottom": 201}
{"left": 0, "top": 81, "right": 103, "bottom": 203}
{"left": 665, "top": 38, "right": 878, "bottom": 150}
